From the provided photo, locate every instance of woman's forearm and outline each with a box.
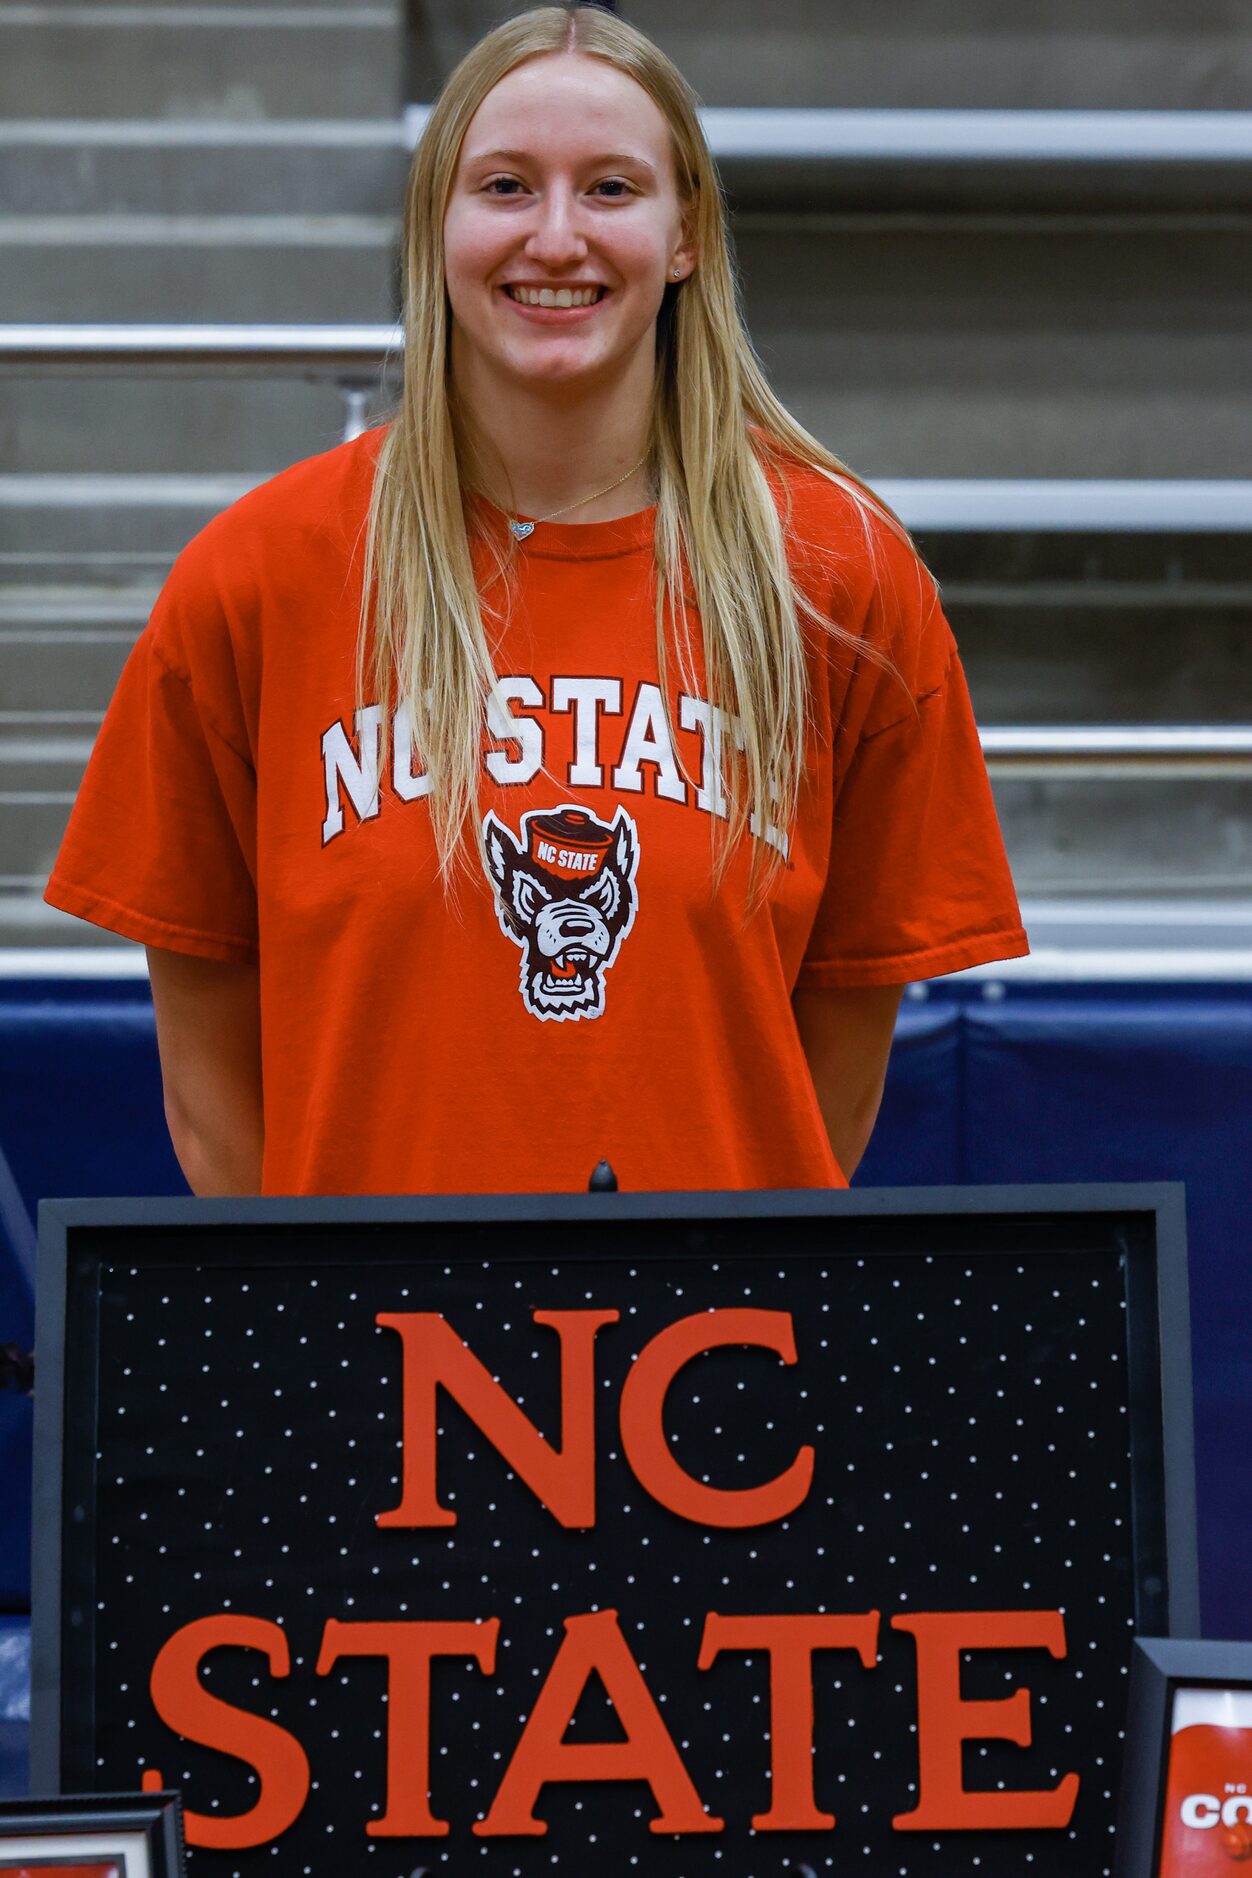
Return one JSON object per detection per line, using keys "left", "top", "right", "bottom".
{"left": 792, "top": 982, "right": 905, "bottom": 1181}
{"left": 163, "top": 1084, "right": 263, "bottom": 1196}
{"left": 147, "top": 946, "right": 265, "bottom": 1196}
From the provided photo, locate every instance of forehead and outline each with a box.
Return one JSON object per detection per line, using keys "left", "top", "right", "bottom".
{"left": 458, "top": 52, "right": 676, "bottom": 178}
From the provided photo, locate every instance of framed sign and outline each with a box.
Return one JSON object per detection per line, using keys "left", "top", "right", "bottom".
{"left": 33, "top": 1185, "right": 1196, "bottom": 1877}
{"left": 0, "top": 1792, "right": 184, "bottom": 1877}
{"left": 1115, "top": 1638, "right": 1252, "bottom": 1875}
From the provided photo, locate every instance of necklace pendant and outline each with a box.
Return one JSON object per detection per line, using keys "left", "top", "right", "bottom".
{"left": 510, "top": 518, "right": 535, "bottom": 540}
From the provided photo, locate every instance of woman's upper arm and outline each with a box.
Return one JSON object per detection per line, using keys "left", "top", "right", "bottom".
{"left": 146, "top": 946, "right": 263, "bottom": 1195}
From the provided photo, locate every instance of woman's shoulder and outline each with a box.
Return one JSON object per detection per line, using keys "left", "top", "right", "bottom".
{"left": 140, "top": 426, "right": 386, "bottom": 694}
{"left": 148, "top": 426, "right": 384, "bottom": 641}
{"left": 184, "top": 424, "right": 386, "bottom": 578}
{"left": 757, "top": 440, "right": 941, "bottom": 650}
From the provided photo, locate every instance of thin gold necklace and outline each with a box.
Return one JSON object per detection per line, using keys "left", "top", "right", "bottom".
{"left": 508, "top": 453, "right": 650, "bottom": 540}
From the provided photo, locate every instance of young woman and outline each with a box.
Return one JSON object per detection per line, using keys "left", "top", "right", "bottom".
{"left": 45, "top": 4, "right": 1027, "bottom": 1197}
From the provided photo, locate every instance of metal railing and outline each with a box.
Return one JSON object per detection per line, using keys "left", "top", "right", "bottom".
{"left": 0, "top": 324, "right": 400, "bottom": 439}
{"left": 396, "top": 104, "right": 1252, "bottom": 157}
{"left": 979, "top": 728, "right": 1252, "bottom": 779}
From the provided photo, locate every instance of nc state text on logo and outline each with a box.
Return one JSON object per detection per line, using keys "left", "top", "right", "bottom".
{"left": 484, "top": 804, "right": 639, "bottom": 1022}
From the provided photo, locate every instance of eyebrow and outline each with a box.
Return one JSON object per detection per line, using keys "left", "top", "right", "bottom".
{"left": 464, "top": 147, "right": 658, "bottom": 178}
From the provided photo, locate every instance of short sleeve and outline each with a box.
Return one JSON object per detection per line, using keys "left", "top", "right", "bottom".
{"left": 44, "top": 558, "right": 259, "bottom": 961}
{"left": 797, "top": 583, "right": 1028, "bottom": 989}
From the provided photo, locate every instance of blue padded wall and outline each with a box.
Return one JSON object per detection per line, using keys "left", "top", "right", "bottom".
{"left": 0, "top": 973, "right": 1248, "bottom": 1652}
{"left": 0, "top": 976, "right": 185, "bottom": 1621}
{"left": 0, "top": 1137, "right": 34, "bottom": 1614}
{"left": 854, "top": 1000, "right": 962, "bottom": 1187}
{"left": 958, "top": 988, "right": 1252, "bottom": 1641}
{"left": 0, "top": 977, "right": 186, "bottom": 1223}
{"left": 0, "top": 1616, "right": 29, "bottom": 1798}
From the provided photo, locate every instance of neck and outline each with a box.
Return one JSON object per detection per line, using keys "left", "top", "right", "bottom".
{"left": 450, "top": 331, "right": 656, "bottom": 524}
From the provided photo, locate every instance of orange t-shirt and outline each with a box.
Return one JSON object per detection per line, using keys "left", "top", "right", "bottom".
{"left": 45, "top": 428, "right": 1027, "bottom": 1195}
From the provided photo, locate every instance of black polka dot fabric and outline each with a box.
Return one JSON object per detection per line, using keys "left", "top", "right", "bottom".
{"left": 62, "top": 1215, "right": 1152, "bottom": 1877}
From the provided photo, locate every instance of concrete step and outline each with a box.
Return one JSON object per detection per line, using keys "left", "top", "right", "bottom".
{"left": 1008, "top": 894, "right": 1252, "bottom": 963}
{"left": 0, "top": 216, "right": 398, "bottom": 320}
{"left": 957, "top": 602, "right": 1252, "bottom": 726}
{"left": 1, "top": 787, "right": 76, "bottom": 883}
{"left": 995, "top": 776, "right": 1252, "bottom": 897}
{"left": 0, "top": 374, "right": 384, "bottom": 474}
{"left": 0, "top": 121, "right": 407, "bottom": 215}
{"left": 699, "top": 16, "right": 1252, "bottom": 111}
{"left": 0, "top": 475, "right": 261, "bottom": 562}
{"left": 0, "top": 4, "right": 405, "bottom": 122}
{"left": 732, "top": 219, "right": 1252, "bottom": 479}
{"left": 406, "top": 0, "right": 1252, "bottom": 110}
{"left": 0, "top": 718, "right": 93, "bottom": 792}
{"left": 17, "top": 112, "right": 1243, "bottom": 222}
{"left": 3, "top": 576, "right": 1249, "bottom": 731}
{"left": 707, "top": 110, "right": 1252, "bottom": 216}
{"left": 0, "top": 548, "right": 177, "bottom": 588}
{"left": 0, "top": 885, "right": 114, "bottom": 946}
{"left": 0, "top": 584, "right": 151, "bottom": 712}
{"left": 2, "top": 217, "right": 1250, "bottom": 468}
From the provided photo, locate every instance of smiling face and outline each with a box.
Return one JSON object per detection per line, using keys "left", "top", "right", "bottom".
{"left": 443, "top": 51, "right": 695, "bottom": 399}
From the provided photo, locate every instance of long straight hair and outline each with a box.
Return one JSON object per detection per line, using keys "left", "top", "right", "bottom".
{"left": 359, "top": 2, "right": 925, "bottom": 903}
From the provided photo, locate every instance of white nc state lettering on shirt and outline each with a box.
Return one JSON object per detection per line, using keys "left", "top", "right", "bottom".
{"left": 319, "top": 676, "right": 788, "bottom": 858}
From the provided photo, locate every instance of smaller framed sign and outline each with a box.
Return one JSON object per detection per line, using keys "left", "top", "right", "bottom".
{"left": 1115, "top": 1638, "right": 1252, "bottom": 1875}
{"left": 0, "top": 1794, "right": 184, "bottom": 1878}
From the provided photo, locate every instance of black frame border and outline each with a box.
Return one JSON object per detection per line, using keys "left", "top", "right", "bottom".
{"left": 32, "top": 1181, "right": 1198, "bottom": 1802}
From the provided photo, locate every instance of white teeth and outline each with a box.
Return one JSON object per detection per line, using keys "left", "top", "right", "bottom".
{"left": 507, "top": 285, "right": 601, "bottom": 308}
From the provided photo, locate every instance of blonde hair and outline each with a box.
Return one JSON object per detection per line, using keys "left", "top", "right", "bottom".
{"left": 359, "top": 1, "right": 924, "bottom": 902}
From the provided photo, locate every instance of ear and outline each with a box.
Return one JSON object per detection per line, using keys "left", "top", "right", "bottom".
{"left": 483, "top": 812, "right": 518, "bottom": 894}
{"left": 511, "top": 871, "right": 552, "bottom": 928}
{"left": 670, "top": 202, "right": 699, "bottom": 284}
{"left": 609, "top": 807, "right": 638, "bottom": 882}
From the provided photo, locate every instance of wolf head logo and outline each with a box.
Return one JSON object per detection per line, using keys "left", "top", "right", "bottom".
{"left": 484, "top": 804, "right": 640, "bottom": 1022}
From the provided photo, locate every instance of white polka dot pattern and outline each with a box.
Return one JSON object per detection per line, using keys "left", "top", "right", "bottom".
{"left": 70, "top": 1223, "right": 1150, "bottom": 1877}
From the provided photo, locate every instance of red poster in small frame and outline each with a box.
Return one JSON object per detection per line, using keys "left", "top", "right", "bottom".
{"left": 3, "top": 1865, "right": 122, "bottom": 1877}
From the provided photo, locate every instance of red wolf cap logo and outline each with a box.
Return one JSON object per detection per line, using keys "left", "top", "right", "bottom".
{"left": 483, "top": 804, "right": 640, "bottom": 1022}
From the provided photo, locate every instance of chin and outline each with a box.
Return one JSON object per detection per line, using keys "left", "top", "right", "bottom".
{"left": 504, "top": 347, "right": 619, "bottom": 388}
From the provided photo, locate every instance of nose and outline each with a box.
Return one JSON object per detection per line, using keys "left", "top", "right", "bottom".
{"left": 523, "top": 184, "right": 588, "bottom": 270}
{"left": 555, "top": 912, "right": 596, "bottom": 939}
